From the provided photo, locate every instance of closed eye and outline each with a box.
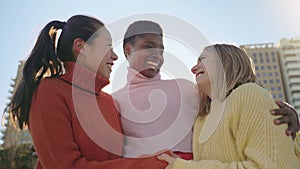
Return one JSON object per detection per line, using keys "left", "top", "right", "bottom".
{"left": 198, "top": 56, "right": 206, "bottom": 62}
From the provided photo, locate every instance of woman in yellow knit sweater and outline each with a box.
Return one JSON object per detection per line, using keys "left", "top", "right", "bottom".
{"left": 158, "top": 44, "right": 300, "bottom": 168}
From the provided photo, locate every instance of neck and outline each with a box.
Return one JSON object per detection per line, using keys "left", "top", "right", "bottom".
{"left": 198, "top": 86, "right": 212, "bottom": 99}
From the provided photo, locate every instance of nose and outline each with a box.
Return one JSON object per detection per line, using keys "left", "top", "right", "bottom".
{"left": 111, "top": 50, "right": 118, "bottom": 61}
{"left": 151, "top": 48, "right": 163, "bottom": 60}
{"left": 191, "top": 64, "right": 198, "bottom": 74}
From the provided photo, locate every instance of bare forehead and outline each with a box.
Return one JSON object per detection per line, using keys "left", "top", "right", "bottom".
{"left": 99, "top": 28, "right": 111, "bottom": 38}
{"left": 199, "top": 49, "right": 211, "bottom": 57}
{"left": 197, "top": 49, "right": 215, "bottom": 62}
{"left": 93, "top": 28, "right": 112, "bottom": 42}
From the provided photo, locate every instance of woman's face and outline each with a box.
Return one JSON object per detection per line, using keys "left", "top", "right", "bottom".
{"left": 81, "top": 28, "right": 118, "bottom": 79}
{"left": 125, "top": 34, "right": 164, "bottom": 78}
{"left": 191, "top": 49, "right": 216, "bottom": 98}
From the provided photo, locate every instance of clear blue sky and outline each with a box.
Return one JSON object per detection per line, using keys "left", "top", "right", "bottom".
{"left": 1, "top": 0, "right": 300, "bottom": 143}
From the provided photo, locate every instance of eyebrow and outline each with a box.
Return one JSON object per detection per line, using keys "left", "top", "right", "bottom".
{"left": 144, "top": 41, "right": 164, "bottom": 50}
{"left": 198, "top": 55, "right": 206, "bottom": 62}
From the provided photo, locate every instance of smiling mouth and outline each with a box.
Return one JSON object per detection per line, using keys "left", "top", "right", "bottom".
{"left": 106, "top": 63, "right": 113, "bottom": 71}
{"left": 196, "top": 71, "right": 205, "bottom": 77}
{"left": 146, "top": 61, "right": 159, "bottom": 69}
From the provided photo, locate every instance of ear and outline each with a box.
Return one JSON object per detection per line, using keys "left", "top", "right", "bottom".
{"left": 72, "top": 38, "right": 85, "bottom": 55}
{"left": 124, "top": 43, "right": 132, "bottom": 59}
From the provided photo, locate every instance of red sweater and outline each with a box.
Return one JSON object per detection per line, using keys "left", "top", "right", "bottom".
{"left": 29, "top": 62, "right": 167, "bottom": 169}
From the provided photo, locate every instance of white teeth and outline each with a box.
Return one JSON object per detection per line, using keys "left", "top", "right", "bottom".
{"left": 146, "top": 61, "right": 159, "bottom": 67}
{"left": 196, "top": 72, "right": 204, "bottom": 78}
{"left": 107, "top": 64, "right": 112, "bottom": 70}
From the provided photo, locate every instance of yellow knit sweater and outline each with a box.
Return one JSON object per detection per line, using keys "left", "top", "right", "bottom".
{"left": 173, "top": 83, "right": 300, "bottom": 169}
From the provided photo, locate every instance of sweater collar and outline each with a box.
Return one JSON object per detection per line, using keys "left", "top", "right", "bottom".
{"left": 60, "top": 62, "right": 109, "bottom": 95}
{"left": 127, "top": 67, "right": 161, "bottom": 85}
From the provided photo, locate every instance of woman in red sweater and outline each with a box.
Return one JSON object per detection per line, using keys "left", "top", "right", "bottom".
{"left": 6, "top": 15, "right": 167, "bottom": 169}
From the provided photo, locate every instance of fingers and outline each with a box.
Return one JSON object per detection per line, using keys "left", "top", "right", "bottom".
{"left": 158, "top": 153, "right": 177, "bottom": 169}
{"left": 291, "top": 132, "right": 296, "bottom": 140}
{"left": 271, "top": 107, "right": 289, "bottom": 116}
{"left": 154, "top": 149, "right": 170, "bottom": 155}
{"left": 272, "top": 100, "right": 299, "bottom": 129}
{"left": 286, "top": 128, "right": 297, "bottom": 140}
{"left": 157, "top": 153, "right": 173, "bottom": 163}
{"left": 275, "top": 100, "right": 285, "bottom": 108}
{"left": 273, "top": 116, "right": 292, "bottom": 125}
{"left": 272, "top": 101, "right": 300, "bottom": 140}
{"left": 275, "top": 100, "right": 293, "bottom": 110}
{"left": 286, "top": 124, "right": 298, "bottom": 139}
{"left": 273, "top": 114, "right": 299, "bottom": 139}
{"left": 170, "top": 151, "right": 181, "bottom": 158}
{"left": 272, "top": 100, "right": 297, "bottom": 116}
{"left": 273, "top": 100, "right": 291, "bottom": 116}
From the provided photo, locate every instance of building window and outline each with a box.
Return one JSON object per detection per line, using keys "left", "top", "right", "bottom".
{"left": 262, "top": 72, "right": 267, "bottom": 77}
{"left": 265, "top": 52, "right": 270, "bottom": 63}
{"left": 257, "top": 73, "right": 260, "bottom": 77}
{"left": 261, "top": 66, "right": 265, "bottom": 70}
{"left": 269, "top": 72, "right": 273, "bottom": 76}
{"left": 276, "top": 79, "right": 280, "bottom": 83}
{"left": 278, "top": 93, "right": 283, "bottom": 99}
{"left": 267, "top": 65, "right": 272, "bottom": 70}
{"left": 253, "top": 53, "right": 257, "bottom": 58}
{"left": 259, "top": 53, "right": 264, "bottom": 62}
{"left": 277, "top": 86, "right": 282, "bottom": 91}
{"left": 255, "top": 66, "right": 259, "bottom": 70}
{"left": 273, "top": 65, "right": 277, "bottom": 69}
{"left": 271, "top": 52, "right": 276, "bottom": 62}
{"left": 263, "top": 80, "right": 268, "bottom": 84}
{"left": 275, "top": 72, "right": 279, "bottom": 76}
{"left": 269, "top": 79, "right": 274, "bottom": 84}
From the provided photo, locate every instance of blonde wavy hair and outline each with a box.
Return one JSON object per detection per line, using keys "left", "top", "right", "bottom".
{"left": 198, "top": 44, "right": 258, "bottom": 116}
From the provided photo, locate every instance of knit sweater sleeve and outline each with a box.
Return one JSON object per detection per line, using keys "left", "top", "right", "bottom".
{"left": 295, "top": 132, "right": 300, "bottom": 160}
{"left": 29, "top": 79, "right": 167, "bottom": 169}
{"left": 173, "top": 83, "right": 300, "bottom": 169}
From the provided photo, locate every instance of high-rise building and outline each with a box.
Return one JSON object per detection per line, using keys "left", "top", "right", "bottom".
{"left": 277, "top": 37, "right": 300, "bottom": 113}
{"left": 240, "top": 43, "right": 287, "bottom": 101}
{"left": 1, "top": 61, "right": 32, "bottom": 149}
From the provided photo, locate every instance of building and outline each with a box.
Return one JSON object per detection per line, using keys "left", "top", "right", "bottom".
{"left": 240, "top": 43, "right": 287, "bottom": 101}
{"left": 277, "top": 37, "right": 300, "bottom": 113}
{"left": 1, "top": 61, "right": 32, "bottom": 149}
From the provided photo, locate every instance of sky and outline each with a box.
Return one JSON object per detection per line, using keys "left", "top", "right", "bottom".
{"left": 1, "top": 0, "right": 300, "bottom": 144}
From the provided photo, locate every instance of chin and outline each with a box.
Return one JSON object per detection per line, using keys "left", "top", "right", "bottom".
{"left": 197, "top": 83, "right": 211, "bottom": 97}
{"left": 98, "top": 72, "right": 110, "bottom": 79}
{"left": 141, "top": 70, "right": 157, "bottom": 78}
{"left": 196, "top": 82, "right": 206, "bottom": 90}
{"left": 104, "top": 73, "right": 110, "bottom": 79}
{"left": 144, "top": 74, "right": 155, "bottom": 78}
